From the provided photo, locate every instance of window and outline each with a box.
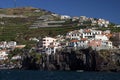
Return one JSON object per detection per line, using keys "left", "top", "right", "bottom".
{"left": 106, "top": 42, "right": 108, "bottom": 44}
{"left": 43, "top": 39, "right": 46, "bottom": 41}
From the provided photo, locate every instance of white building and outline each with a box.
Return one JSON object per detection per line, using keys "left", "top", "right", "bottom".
{"left": 72, "top": 16, "right": 79, "bottom": 21}
{"left": 91, "top": 20, "right": 97, "bottom": 26}
{"left": 95, "top": 35, "right": 109, "bottom": 41}
{"left": 43, "top": 37, "right": 57, "bottom": 48}
{"left": 0, "top": 50, "right": 8, "bottom": 60}
{"left": 29, "top": 37, "right": 39, "bottom": 42}
{"left": 69, "top": 31, "right": 81, "bottom": 40}
{"left": 0, "top": 41, "right": 17, "bottom": 49}
{"left": 101, "top": 40, "right": 113, "bottom": 49}
{"left": 45, "top": 43, "right": 61, "bottom": 55}
{"left": 82, "top": 31, "right": 93, "bottom": 38}
{"left": 68, "top": 39, "right": 89, "bottom": 49}
{"left": 82, "top": 29, "right": 102, "bottom": 39}
{"left": 92, "top": 30, "right": 102, "bottom": 35}
{"left": 66, "top": 29, "right": 103, "bottom": 40}
{"left": 78, "top": 39, "right": 89, "bottom": 48}
{"left": 11, "top": 55, "right": 21, "bottom": 60}
{"left": 97, "top": 19, "right": 109, "bottom": 27}
{"left": 61, "top": 15, "right": 71, "bottom": 20}
{"left": 103, "top": 30, "right": 111, "bottom": 34}
{"left": 79, "top": 16, "right": 88, "bottom": 22}
{"left": 42, "top": 37, "right": 62, "bottom": 55}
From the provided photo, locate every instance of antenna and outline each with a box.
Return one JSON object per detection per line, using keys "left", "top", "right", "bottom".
{"left": 14, "top": 0, "right": 16, "bottom": 8}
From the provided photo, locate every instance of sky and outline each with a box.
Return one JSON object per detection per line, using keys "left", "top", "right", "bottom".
{"left": 0, "top": 0, "right": 120, "bottom": 24}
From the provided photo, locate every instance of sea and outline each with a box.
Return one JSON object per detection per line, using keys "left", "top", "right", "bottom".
{"left": 0, "top": 70, "right": 120, "bottom": 80}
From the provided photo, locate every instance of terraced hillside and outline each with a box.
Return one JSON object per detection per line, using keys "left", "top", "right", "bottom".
{"left": 0, "top": 7, "right": 82, "bottom": 44}
{"left": 0, "top": 7, "right": 118, "bottom": 44}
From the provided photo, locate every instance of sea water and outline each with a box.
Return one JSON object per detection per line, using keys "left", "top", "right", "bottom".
{"left": 0, "top": 70, "right": 120, "bottom": 80}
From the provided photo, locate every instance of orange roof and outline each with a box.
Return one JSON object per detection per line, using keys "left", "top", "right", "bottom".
{"left": 70, "top": 40, "right": 79, "bottom": 42}
{"left": 81, "top": 38, "right": 87, "bottom": 41}
{"left": 102, "top": 33, "right": 112, "bottom": 38}
{"left": 84, "top": 29, "right": 91, "bottom": 33}
{"left": 105, "top": 34, "right": 113, "bottom": 38}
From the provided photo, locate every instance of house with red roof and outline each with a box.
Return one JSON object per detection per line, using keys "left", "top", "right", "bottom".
{"left": 66, "top": 29, "right": 114, "bottom": 50}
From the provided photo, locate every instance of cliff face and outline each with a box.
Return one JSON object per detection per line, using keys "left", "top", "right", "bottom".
{"left": 21, "top": 48, "right": 120, "bottom": 71}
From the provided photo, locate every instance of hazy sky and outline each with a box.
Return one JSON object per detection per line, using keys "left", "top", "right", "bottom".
{"left": 0, "top": 0, "right": 120, "bottom": 24}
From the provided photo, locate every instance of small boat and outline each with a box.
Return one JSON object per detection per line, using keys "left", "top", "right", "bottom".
{"left": 76, "top": 70, "right": 84, "bottom": 72}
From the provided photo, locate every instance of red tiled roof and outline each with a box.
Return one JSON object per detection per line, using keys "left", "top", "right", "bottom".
{"left": 85, "top": 29, "right": 91, "bottom": 32}
{"left": 105, "top": 34, "right": 113, "bottom": 38}
{"left": 70, "top": 40, "right": 79, "bottom": 42}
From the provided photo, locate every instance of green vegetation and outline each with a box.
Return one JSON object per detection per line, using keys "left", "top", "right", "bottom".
{"left": 0, "top": 15, "right": 118, "bottom": 44}
{"left": 0, "top": 7, "right": 47, "bottom": 16}
{"left": 0, "top": 7, "right": 118, "bottom": 44}
{"left": 0, "top": 17, "right": 33, "bottom": 42}
{"left": 8, "top": 48, "right": 23, "bottom": 59}
{"left": 0, "top": 16, "right": 79, "bottom": 43}
{"left": 0, "top": 7, "right": 85, "bottom": 44}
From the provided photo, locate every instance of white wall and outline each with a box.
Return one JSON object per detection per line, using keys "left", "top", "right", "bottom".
{"left": 95, "top": 35, "right": 108, "bottom": 41}
{"left": 43, "top": 37, "right": 56, "bottom": 48}
{"left": 0, "top": 51, "right": 8, "bottom": 60}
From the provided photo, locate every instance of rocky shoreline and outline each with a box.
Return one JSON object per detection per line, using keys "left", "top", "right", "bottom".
{"left": 20, "top": 48, "right": 120, "bottom": 72}
{"left": 1, "top": 48, "right": 120, "bottom": 72}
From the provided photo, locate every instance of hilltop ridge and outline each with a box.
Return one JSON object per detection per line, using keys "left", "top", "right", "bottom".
{"left": 0, "top": 7, "right": 54, "bottom": 16}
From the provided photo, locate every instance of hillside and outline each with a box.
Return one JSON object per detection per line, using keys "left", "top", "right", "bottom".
{"left": 0, "top": 7, "right": 119, "bottom": 44}
{"left": 0, "top": 7, "right": 80, "bottom": 44}
{"left": 1, "top": 7, "right": 120, "bottom": 72}
{"left": 0, "top": 7, "right": 51, "bottom": 16}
